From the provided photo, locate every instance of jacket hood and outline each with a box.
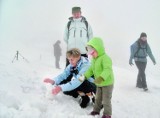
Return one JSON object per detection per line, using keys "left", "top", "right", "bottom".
{"left": 87, "top": 37, "right": 105, "bottom": 56}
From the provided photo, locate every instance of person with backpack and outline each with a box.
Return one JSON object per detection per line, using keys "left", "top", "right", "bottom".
{"left": 64, "top": 6, "right": 93, "bottom": 67}
{"left": 44, "top": 48, "right": 96, "bottom": 108}
{"left": 129, "top": 32, "right": 156, "bottom": 91}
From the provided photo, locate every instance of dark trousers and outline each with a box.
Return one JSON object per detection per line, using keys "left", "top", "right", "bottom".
{"left": 55, "top": 56, "right": 60, "bottom": 68}
{"left": 59, "top": 79, "right": 96, "bottom": 98}
{"left": 135, "top": 61, "right": 147, "bottom": 88}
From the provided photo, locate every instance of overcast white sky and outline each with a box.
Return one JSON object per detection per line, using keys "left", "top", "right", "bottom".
{"left": 0, "top": 0, "right": 160, "bottom": 72}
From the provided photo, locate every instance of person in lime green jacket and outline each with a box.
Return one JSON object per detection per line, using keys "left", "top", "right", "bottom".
{"left": 79, "top": 37, "right": 114, "bottom": 118}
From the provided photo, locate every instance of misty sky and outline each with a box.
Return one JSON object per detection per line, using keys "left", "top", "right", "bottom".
{"left": 0, "top": 0, "right": 160, "bottom": 75}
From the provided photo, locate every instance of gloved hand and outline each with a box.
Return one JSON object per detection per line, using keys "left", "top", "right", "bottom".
{"left": 44, "top": 78, "right": 55, "bottom": 84}
{"left": 94, "top": 76, "right": 104, "bottom": 84}
{"left": 129, "top": 59, "right": 134, "bottom": 66}
{"left": 78, "top": 75, "right": 86, "bottom": 82}
{"left": 52, "top": 86, "right": 62, "bottom": 95}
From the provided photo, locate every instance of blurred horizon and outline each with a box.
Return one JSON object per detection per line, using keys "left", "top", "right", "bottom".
{"left": 0, "top": 0, "right": 160, "bottom": 77}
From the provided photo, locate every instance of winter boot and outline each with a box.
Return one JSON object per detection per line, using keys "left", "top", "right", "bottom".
{"left": 101, "top": 115, "right": 111, "bottom": 118}
{"left": 90, "top": 111, "right": 99, "bottom": 116}
{"left": 136, "top": 85, "right": 143, "bottom": 88}
{"left": 136, "top": 78, "right": 142, "bottom": 88}
{"left": 136, "top": 83, "right": 142, "bottom": 88}
{"left": 80, "top": 95, "right": 90, "bottom": 108}
{"left": 143, "top": 87, "right": 148, "bottom": 91}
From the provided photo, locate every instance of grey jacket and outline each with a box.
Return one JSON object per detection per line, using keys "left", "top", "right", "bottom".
{"left": 129, "top": 40, "right": 156, "bottom": 63}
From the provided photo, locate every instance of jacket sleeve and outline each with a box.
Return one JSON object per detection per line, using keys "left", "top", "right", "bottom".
{"left": 53, "top": 65, "right": 71, "bottom": 85}
{"left": 100, "top": 56, "right": 112, "bottom": 80}
{"left": 59, "top": 77, "right": 82, "bottom": 92}
{"left": 60, "top": 62, "right": 91, "bottom": 92}
{"left": 146, "top": 44, "right": 156, "bottom": 63}
{"left": 63, "top": 24, "right": 69, "bottom": 44}
{"left": 129, "top": 43, "right": 138, "bottom": 62}
{"left": 78, "top": 62, "right": 94, "bottom": 82}
{"left": 129, "top": 45, "right": 134, "bottom": 62}
{"left": 84, "top": 65, "right": 93, "bottom": 79}
{"left": 87, "top": 23, "right": 93, "bottom": 41}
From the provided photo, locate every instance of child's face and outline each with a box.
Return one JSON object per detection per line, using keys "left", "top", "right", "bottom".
{"left": 86, "top": 45, "right": 98, "bottom": 58}
{"left": 91, "top": 50, "right": 98, "bottom": 58}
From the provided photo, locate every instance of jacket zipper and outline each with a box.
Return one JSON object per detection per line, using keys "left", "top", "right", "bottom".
{"left": 74, "top": 30, "right": 75, "bottom": 37}
{"left": 80, "top": 30, "right": 82, "bottom": 37}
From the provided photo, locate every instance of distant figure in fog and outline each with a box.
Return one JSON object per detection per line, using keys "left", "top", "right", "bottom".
{"left": 129, "top": 32, "right": 156, "bottom": 91}
{"left": 53, "top": 40, "right": 62, "bottom": 69}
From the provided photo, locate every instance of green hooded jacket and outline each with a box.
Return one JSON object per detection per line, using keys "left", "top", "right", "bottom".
{"left": 84, "top": 37, "right": 114, "bottom": 87}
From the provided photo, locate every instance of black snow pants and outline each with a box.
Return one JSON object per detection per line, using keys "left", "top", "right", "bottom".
{"left": 135, "top": 61, "right": 147, "bottom": 88}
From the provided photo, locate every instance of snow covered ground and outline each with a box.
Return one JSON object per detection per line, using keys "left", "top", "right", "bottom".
{"left": 0, "top": 45, "right": 160, "bottom": 118}
{"left": 1, "top": 0, "right": 160, "bottom": 118}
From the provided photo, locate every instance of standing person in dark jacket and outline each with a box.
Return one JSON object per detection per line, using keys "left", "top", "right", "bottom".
{"left": 53, "top": 40, "right": 62, "bottom": 69}
{"left": 129, "top": 32, "right": 156, "bottom": 91}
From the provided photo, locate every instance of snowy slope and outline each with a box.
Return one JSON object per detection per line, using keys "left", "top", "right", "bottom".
{"left": 0, "top": 51, "right": 160, "bottom": 118}
{"left": 1, "top": 0, "right": 160, "bottom": 118}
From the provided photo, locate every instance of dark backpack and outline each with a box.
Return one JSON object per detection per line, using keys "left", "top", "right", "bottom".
{"left": 67, "top": 20, "right": 89, "bottom": 38}
{"left": 134, "top": 41, "right": 148, "bottom": 58}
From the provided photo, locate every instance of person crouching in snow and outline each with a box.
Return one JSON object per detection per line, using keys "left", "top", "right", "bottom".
{"left": 79, "top": 37, "right": 114, "bottom": 118}
{"left": 44, "top": 48, "right": 96, "bottom": 108}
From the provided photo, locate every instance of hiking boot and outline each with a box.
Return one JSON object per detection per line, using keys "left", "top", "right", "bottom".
{"left": 143, "top": 87, "right": 148, "bottom": 91}
{"left": 101, "top": 115, "right": 111, "bottom": 118}
{"left": 136, "top": 84, "right": 142, "bottom": 88}
{"left": 80, "top": 95, "right": 90, "bottom": 108}
{"left": 90, "top": 111, "right": 99, "bottom": 116}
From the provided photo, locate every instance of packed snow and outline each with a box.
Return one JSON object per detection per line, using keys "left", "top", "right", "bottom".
{"left": 1, "top": 0, "right": 160, "bottom": 118}
{"left": 0, "top": 46, "right": 160, "bottom": 118}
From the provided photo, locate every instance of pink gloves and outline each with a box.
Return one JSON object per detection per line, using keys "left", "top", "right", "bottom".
{"left": 44, "top": 78, "right": 55, "bottom": 84}
{"left": 44, "top": 78, "right": 61, "bottom": 95}
{"left": 52, "top": 86, "right": 62, "bottom": 95}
